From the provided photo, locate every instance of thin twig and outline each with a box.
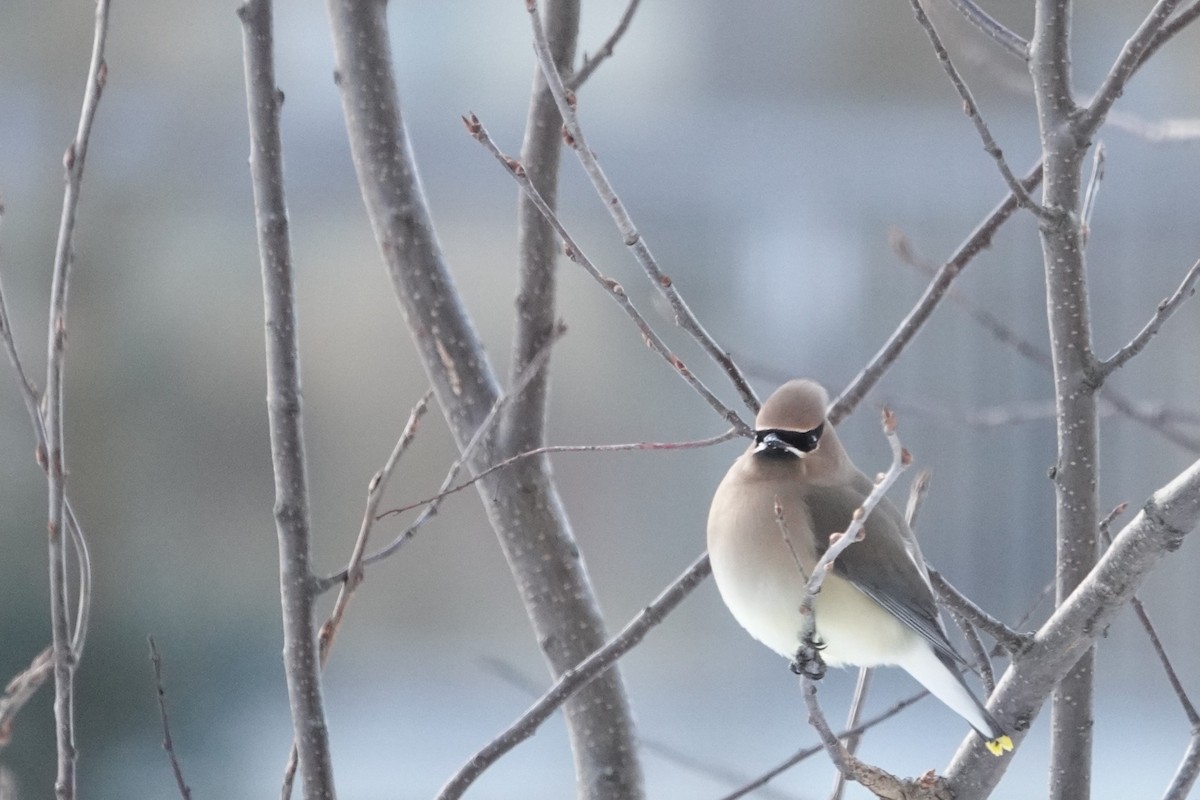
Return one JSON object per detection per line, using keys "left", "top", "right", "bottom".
{"left": 945, "top": 0, "right": 1028, "bottom": 58}
{"left": 435, "top": 552, "right": 712, "bottom": 800}
{"left": 324, "top": 391, "right": 433, "bottom": 644}
{"left": 324, "top": 325, "right": 567, "bottom": 584}
{"left": 952, "top": 611, "right": 995, "bottom": 694}
{"left": 829, "top": 453, "right": 931, "bottom": 800}
{"left": 802, "top": 679, "right": 951, "bottom": 800}
{"left": 328, "top": 1, "right": 643, "bottom": 788}
{"left": 1095, "top": 257, "right": 1200, "bottom": 381}
{"left": 828, "top": 160, "right": 1044, "bottom": 425}
{"left": 376, "top": 427, "right": 739, "bottom": 523}
{"left": 0, "top": 210, "right": 42, "bottom": 424}
{"left": 909, "top": 0, "right": 1048, "bottom": 217}
{"left": 929, "top": 570, "right": 1029, "bottom": 655}
{"left": 891, "top": 227, "right": 1200, "bottom": 452}
{"left": 893, "top": 397, "right": 1200, "bottom": 432}
{"left": 525, "top": 2, "right": 762, "bottom": 417}
{"left": 1135, "top": 1, "right": 1200, "bottom": 73}
{"left": 0, "top": 647, "right": 52, "bottom": 749}
{"left": 281, "top": 391, "right": 432, "bottom": 797}
{"left": 465, "top": 113, "right": 752, "bottom": 436}
{"left": 1163, "top": 733, "right": 1200, "bottom": 800}
{"left": 1099, "top": 503, "right": 1200, "bottom": 728}
{"left": 1079, "top": 143, "right": 1105, "bottom": 248}
{"left": 566, "top": 0, "right": 643, "bottom": 90}
{"left": 905, "top": 469, "right": 933, "bottom": 532}
{"left": 716, "top": 689, "right": 931, "bottom": 800}
{"left": 1082, "top": 0, "right": 1184, "bottom": 134}
{"left": 239, "top": 2, "right": 337, "bottom": 797}
{"left": 784, "top": 411, "right": 942, "bottom": 798}
{"left": 796, "top": 408, "right": 912, "bottom": 651}
{"left": 1098, "top": 501, "right": 1129, "bottom": 541}
{"left": 44, "top": 3, "right": 110, "bottom": 796}
{"left": 477, "top": 657, "right": 794, "bottom": 800}
{"left": 147, "top": 637, "right": 192, "bottom": 800}
{"left": 638, "top": 740, "right": 793, "bottom": 800}
{"left": 0, "top": 219, "right": 93, "bottom": 743}
{"left": 829, "top": 667, "right": 873, "bottom": 800}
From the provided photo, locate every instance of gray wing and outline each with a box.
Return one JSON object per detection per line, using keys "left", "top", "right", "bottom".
{"left": 805, "top": 475, "right": 967, "bottom": 667}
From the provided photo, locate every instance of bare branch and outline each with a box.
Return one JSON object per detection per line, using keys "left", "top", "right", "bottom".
{"left": 525, "top": 1, "right": 761, "bottom": 418}
{"left": 944, "top": 457, "right": 1200, "bottom": 796}
{"left": 335, "top": 325, "right": 566, "bottom": 580}
{"left": 1030, "top": 0, "right": 1077, "bottom": 123}
{"left": 891, "top": 228, "right": 1200, "bottom": 452}
{"left": 0, "top": 216, "right": 93, "bottom": 744}
{"left": 945, "top": 0, "right": 1029, "bottom": 58}
{"left": 282, "top": 391, "right": 432, "bottom": 798}
{"left": 1082, "top": 0, "right": 1184, "bottom": 134}
{"left": 327, "top": 4, "right": 645, "bottom": 787}
{"left": 951, "top": 610, "right": 995, "bottom": 695}
{"left": 790, "top": 408, "right": 910, "bottom": 676}
{"left": 1079, "top": 142, "right": 1105, "bottom": 247}
{"left": 928, "top": 570, "right": 1029, "bottom": 655}
{"left": 239, "top": 2, "right": 336, "bottom": 796}
{"left": 1128, "top": 589, "right": 1200, "bottom": 727}
{"left": 566, "top": 0, "right": 643, "bottom": 90}
{"left": 802, "top": 679, "right": 951, "bottom": 800}
{"left": 477, "top": 657, "right": 794, "bottom": 800}
{"left": 43, "top": 2, "right": 111, "bottom": 795}
{"left": 828, "top": 667, "right": 874, "bottom": 800}
{"left": 1136, "top": 2, "right": 1200, "bottom": 72}
{"left": 1164, "top": 734, "right": 1200, "bottom": 800}
{"left": 0, "top": 213, "right": 42, "bottom": 426}
{"left": 0, "top": 765, "right": 15, "bottom": 800}
{"left": 325, "top": 391, "right": 432, "bottom": 640}
{"left": 716, "top": 689, "right": 931, "bottom": 800}
{"left": 638, "top": 741, "right": 794, "bottom": 800}
{"left": 908, "top": 0, "right": 1048, "bottom": 216}
{"left": 1030, "top": 2, "right": 1102, "bottom": 790}
{"left": 1099, "top": 503, "right": 1200, "bottom": 729}
{"left": 375, "top": 427, "right": 739, "bottom": 525}
{"left": 1096, "top": 257, "right": 1200, "bottom": 381}
{"left": 465, "top": 114, "right": 752, "bottom": 435}
{"left": 828, "top": 160, "right": 1043, "bottom": 425}
{"left": 435, "top": 552, "right": 712, "bottom": 800}
{"left": 147, "top": 638, "right": 192, "bottom": 800}
{"left": 904, "top": 469, "right": 933, "bottom": 532}
{"left": 0, "top": 648, "right": 52, "bottom": 749}
{"left": 506, "top": 0, "right": 578, "bottom": 486}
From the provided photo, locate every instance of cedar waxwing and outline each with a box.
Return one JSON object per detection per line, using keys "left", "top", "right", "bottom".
{"left": 707, "top": 379, "right": 1012, "bottom": 756}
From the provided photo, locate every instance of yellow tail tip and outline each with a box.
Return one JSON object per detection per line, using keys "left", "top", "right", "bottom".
{"left": 985, "top": 735, "right": 1014, "bottom": 757}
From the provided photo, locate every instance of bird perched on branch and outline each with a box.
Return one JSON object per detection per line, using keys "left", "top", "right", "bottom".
{"left": 707, "top": 379, "right": 1012, "bottom": 756}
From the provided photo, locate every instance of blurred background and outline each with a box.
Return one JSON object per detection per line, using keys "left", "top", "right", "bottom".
{"left": 1, "top": 1, "right": 1198, "bottom": 798}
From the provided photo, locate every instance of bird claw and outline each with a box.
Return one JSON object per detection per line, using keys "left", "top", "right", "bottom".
{"left": 789, "top": 634, "right": 827, "bottom": 680}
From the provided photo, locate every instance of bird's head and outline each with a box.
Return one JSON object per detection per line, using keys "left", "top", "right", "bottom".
{"left": 752, "top": 379, "right": 834, "bottom": 464}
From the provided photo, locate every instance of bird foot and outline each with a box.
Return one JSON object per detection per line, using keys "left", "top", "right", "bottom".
{"left": 789, "top": 634, "right": 826, "bottom": 680}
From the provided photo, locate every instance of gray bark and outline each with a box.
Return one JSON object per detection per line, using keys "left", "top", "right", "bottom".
{"left": 323, "top": 2, "right": 644, "bottom": 797}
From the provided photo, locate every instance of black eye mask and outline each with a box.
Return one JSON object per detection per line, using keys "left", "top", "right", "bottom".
{"left": 754, "top": 424, "right": 824, "bottom": 453}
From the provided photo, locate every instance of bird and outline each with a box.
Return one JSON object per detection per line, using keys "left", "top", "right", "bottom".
{"left": 707, "top": 378, "right": 1012, "bottom": 757}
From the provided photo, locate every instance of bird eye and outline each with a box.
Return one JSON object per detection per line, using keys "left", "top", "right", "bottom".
{"left": 755, "top": 424, "right": 823, "bottom": 453}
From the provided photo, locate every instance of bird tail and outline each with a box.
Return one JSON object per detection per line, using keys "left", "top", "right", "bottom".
{"left": 902, "top": 646, "right": 1013, "bottom": 757}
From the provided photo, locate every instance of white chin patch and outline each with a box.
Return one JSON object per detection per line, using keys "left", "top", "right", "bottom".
{"left": 754, "top": 442, "right": 806, "bottom": 458}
